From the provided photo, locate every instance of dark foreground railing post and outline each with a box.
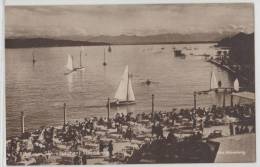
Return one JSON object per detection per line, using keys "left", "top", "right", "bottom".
{"left": 63, "top": 103, "right": 66, "bottom": 125}
{"left": 21, "top": 111, "right": 24, "bottom": 134}
{"left": 223, "top": 88, "right": 226, "bottom": 107}
{"left": 231, "top": 94, "right": 234, "bottom": 107}
{"left": 107, "top": 98, "right": 110, "bottom": 128}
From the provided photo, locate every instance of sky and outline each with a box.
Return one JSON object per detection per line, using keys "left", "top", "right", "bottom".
{"left": 5, "top": 3, "right": 254, "bottom": 38}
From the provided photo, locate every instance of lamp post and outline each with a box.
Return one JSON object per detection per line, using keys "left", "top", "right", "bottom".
{"left": 107, "top": 98, "right": 111, "bottom": 128}
{"left": 63, "top": 103, "right": 66, "bottom": 125}
{"left": 223, "top": 88, "right": 226, "bottom": 107}
{"left": 21, "top": 111, "right": 25, "bottom": 134}
{"left": 107, "top": 98, "right": 110, "bottom": 120}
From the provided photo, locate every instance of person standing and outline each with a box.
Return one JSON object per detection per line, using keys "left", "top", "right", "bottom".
{"left": 82, "top": 154, "right": 87, "bottom": 165}
{"left": 73, "top": 154, "right": 81, "bottom": 165}
{"left": 200, "top": 120, "right": 204, "bottom": 134}
{"left": 229, "top": 123, "right": 234, "bottom": 136}
{"left": 99, "top": 140, "right": 104, "bottom": 153}
{"left": 108, "top": 140, "right": 113, "bottom": 159}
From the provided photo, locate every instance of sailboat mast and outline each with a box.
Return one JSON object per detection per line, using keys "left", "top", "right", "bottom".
{"left": 126, "top": 72, "right": 129, "bottom": 101}
{"left": 32, "top": 50, "right": 36, "bottom": 64}
{"left": 71, "top": 56, "right": 74, "bottom": 69}
{"left": 104, "top": 49, "right": 106, "bottom": 63}
{"left": 80, "top": 50, "right": 82, "bottom": 67}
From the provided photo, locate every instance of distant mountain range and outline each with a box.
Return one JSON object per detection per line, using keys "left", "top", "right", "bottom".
{"left": 80, "top": 32, "right": 232, "bottom": 44}
{"left": 5, "top": 38, "right": 108, "bottom": 48}
{"left": 5, "top": 32, "right": 237, "bottom": 48}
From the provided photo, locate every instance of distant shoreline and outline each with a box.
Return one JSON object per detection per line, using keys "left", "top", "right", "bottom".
{"left": 5, "top": 38, "right": 217, "bottom": 49}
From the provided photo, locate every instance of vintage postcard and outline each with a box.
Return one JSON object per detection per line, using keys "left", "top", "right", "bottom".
{"left": 4, "top": 2, "right": 255, "bottom": 165}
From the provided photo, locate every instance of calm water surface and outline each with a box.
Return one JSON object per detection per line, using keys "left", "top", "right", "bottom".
{"left": 6, "top": 43, "right": 234, "bottom": 137}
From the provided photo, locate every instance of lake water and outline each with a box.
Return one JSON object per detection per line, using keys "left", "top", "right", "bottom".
{"left": 6, "top": 43, "right": 234, "bottom": 137}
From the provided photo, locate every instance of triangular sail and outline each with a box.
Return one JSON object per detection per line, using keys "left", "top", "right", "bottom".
{"left": 66, "top": 54, "right": 73, "bottom": 71}
{"left": 210, "top": 71, "right": 218, "bottom": 90}
{"left": 234, "top": 78, "right": 239, "bottom": 92}
{"left": 128, "top": 77, "right": 135, "bottom": 101}
{"left": 114, "top": 66, "right": 129, "bottom": 101}
{"left": 38, "top": 129, "right": 45, "bottom": 143}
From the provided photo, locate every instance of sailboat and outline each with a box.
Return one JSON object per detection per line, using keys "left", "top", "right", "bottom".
{"left": 64, "top": 49, "right": 85, "bottom": 75}
{"left": 64, "top": 54, "right": 75, "bottom": 75}
{"left": 32, "top": 50, "right": 36, "bottom": 64}
{"left": 108, "top": 45, "right": 112, "bottom": 52}
{"left": 109, "top": 65, "right": 136, "bottom": 107}
{"left": 234, "top": 78, "right": 239, "bottom": 92}
{"left": 74, "top": 49, "right": 85, "bottom": 70}
{"left": 103, "top": 48, "right": 107, "bottom": 66}
{"left": 210, "top": 71, "right": 218, "bottom": 90}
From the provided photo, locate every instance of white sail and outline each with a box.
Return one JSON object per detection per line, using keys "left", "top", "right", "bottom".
{"left": 38, "top": 129, "right": 45, "bottom": 143}
{"left": 210, "top": 71, "right": 218, "bottom": 90}
{"left": 128, "top": 77, "right": 135, "bottom": 101}
{"left": 114, "top": 66, "right": 129, "bottom": 101}
{"left": 66, "top": 54, "right": 73, "bottom": 71}
{"left": 234, "top": 78, "right": 239, "bottom": 92}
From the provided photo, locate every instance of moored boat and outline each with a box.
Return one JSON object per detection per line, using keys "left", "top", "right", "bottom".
{"left": 103, "top": 48, "right": 107, "bottom": 66}
{"left": 32, "top": 50, "right": 36, "bottom": 64}
{"left": 108, "top": 45, "right": 112, "bottom": 52}
{"left": 173, "top": 49, "right": 186, "bottom": 57}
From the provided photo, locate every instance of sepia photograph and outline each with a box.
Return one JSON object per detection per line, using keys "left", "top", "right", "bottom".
{"left": 5, "top": 2, "right": 255, "bottom": 165}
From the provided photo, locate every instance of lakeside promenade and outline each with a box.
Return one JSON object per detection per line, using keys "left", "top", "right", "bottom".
{"left": 6, "top": 102, "right": 255, "bottom": 165}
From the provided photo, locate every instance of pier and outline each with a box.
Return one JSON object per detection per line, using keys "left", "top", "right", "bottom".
{"left": 206, "top": 58, "right": 250, "bottom": 85}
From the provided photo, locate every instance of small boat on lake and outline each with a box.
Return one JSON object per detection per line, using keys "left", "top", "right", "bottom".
{"left": 141, "top": 79, "right": 159, "bottom": 86}
{"left": 32, "top": 55, "right": 36, "bottom": 64}
{"left": 173, "top": 49, "right": 186, "bottom": 58}
{"left": 109, "top": 65, "right": 135, "bottom": 107}
{"left": 145, "top": 79, "right": 151, "bottom": 86}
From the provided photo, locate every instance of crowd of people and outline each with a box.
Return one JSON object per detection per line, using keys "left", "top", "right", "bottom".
{"left": 6, "top": 102, "right": 255, "bottom": 165}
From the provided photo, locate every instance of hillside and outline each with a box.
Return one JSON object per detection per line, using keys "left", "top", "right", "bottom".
{"left": 5, "top": 38, "right": 108, "bottom": 48}
{"left": 217, "top": 32, "right": 254, "bottom": 65}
